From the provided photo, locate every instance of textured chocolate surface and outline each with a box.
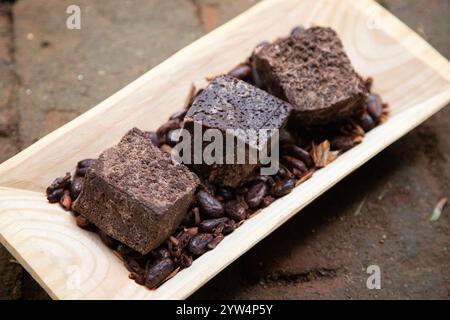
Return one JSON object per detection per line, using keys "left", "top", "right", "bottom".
{"left": 252, "top": 27, "right": 368, "bottom": 125}
{"left": 73, "top": 128, "right": 199, "bottom": 254}
{"left": 183, "top": 75, "right": 292, "bottom": 187}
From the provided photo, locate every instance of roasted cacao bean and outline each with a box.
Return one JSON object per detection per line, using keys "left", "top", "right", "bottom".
{"left": 199, "top": 217, "right": 229, "bottom": 233}
{"left": 156, "top": 119, "right": 181, "bottom": 138}
{"left": 228, "top": 64, "right": 252, "bottom": 80}
{"left": 271, "top": 178, "right": 296, "bottom": 198}
{"left": 367, "top": 94, "right": 383, "bottom": 121}
{"left": 224, "top": 199, "right": 247, "bottom": 221}
{"left": 217, "top": 187, "right": 234, "bottom": 200}
{"left": 196, "top": 190, "right": 224, "bottom": 218}
{"left": 181, "top": 208, "right": 198, "bottom": 227}
{"left": 246, "top": 181, "right": 268, "bottom": 208}
{"left": 283, "top": 144, "right": 314, "bottom": 167}
{"left": 145, "top": 258, "right": 174, "bottom": 289}
{"left": 261, "top": 195, "right": 275, "bottom": 207}
{"left": 125, "top": 258, "right": 143, "bottom": 274}
{"left": 76, "top": 214, "right": 92, "bottom": 230}
{"left": 175, "top": 230, "right": 195, "bottom": 249}
{"left": 129, "top": 272, "right": 145, "bottom": 285}
{"left": 207, "top": 235, "right": 224, "bottom": 250}
{"left": 47, "top": 188, "right": 64, "bottom": 203}
{"left": 188, "top": 233, "right": 214, "bottom": 255}
{"left": 279, "top": 129, "right": 296, "bottom": 146}
{"left": 291, "top": 25, "right": 305, "bottom": 36}
{"left": 276, "top": 164, "right": 294, "bottom": 179}
{"left": 152, "top": 246, "right": 171, "bottom": 259}
{"left": 147, "top": 131, "right": 160, "bottom": 146}
{"left": 330, "top": 135, "right": 354, "bottom": 151}
{"left": 70, "top": 176, "right": 84, "bottom": 200}
{"left": 59, "top": 190, "right": 72, "bottom": 211}
{"left": 281, "top": 156, "right": 307, "bottom": 173}
{"left": 359, "top": 112, "right": 375, "bottom": 132}
{"left": 178, "top": 253, "right": 193, "bottom": 269}
{"left": 98, "top": 230, "right": 119, "bottom": 249}
{"left": 46, "top": 173, "right": 71, "bottom": 195}
{"left": 76, "top": 167, "right": 88, "bottom": 177}
{"left": 222, "top": 220, "right": 236, "bottom": 235}
{"left": 77, "top": 159, "right": 94, "bottom": 170}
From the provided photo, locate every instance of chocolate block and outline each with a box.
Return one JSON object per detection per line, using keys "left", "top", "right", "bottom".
{"left": 73, "top": 128, "right": 199, "bottom": 254}
{"left": 182, "top": 75, "right": 292, "bottom": 187}
{"left": 252, "top": 27, "right": 368, "bottom": 125}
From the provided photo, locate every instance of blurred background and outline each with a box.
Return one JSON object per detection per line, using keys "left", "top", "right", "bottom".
{"left": 0, "top": 0, "right": 449, "bottom": 299}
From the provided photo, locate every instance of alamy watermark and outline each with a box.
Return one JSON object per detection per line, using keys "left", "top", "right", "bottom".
{"left": 366, "top": 265, "right": 381, "bottom": 290}
{"left": 66, "top": 5, "right": 81, "bottom": 30}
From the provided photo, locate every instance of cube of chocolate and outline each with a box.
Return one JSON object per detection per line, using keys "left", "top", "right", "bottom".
{"left": 252, "top": 27, "right": 368, "bottom": 125}
{"left": 182, "top": 75, "right": 292, "bottom": 187}
{"left": 73, "top": 128, "right": 199, "bottom": 254}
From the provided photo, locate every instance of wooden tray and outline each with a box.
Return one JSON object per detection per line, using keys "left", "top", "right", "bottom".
{"left": 0, "top": 0, "right": 449, "bottom": 300}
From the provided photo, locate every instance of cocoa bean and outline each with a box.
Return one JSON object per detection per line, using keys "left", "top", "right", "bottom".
{"left": 145, "top": 258, "right": 174, "bottom": 289}
{"left": 46, "top": 173, "right": 71, "bottom": 195}
{"left": 77, "top": 159, "right": 94, "bottom": 169}
{"left": 199, "top": 217, "right": 229, "bottom": 233}
{"left": 359, "top": 112, "right": 375, "bottom": 132}
{"left": 367, "top": 94, "right": 383, "bottom": 121}
{"left": 271, "top": 178, "right": 296, "bottom": 198}
{"left": 283, "top": 144, "right": 314, "bottom": 167}
{"left": 225, "top": 199, "right": 247, "bottom": 221}
{"left": 76, "top": 215, "right": 92, "bottom": 230}
{"left": 291, "top": 25, "right": 305, "bottom": 36}
{"left": 59, "top": 190, "right": 72, "bottom": 211}
{"left": 188, "top": 233, "right": 214, "bottom": 255}
{"left": 152, "top": 246, "right": 171, "bottom": 259}
{"left": 70, "top": 176, "right": 84, "bottom": 200}
{"left": 207, "top": 235, "right": 224, "bottom": 250}
{"left": 147, "top": 131, "right": 160, "bottom": 146}
{"left": 178, "top": 253, "right": 193, "bottom": 269}
{"left": 261, "top": 195, "right": 275, "bottom": 207}
{"left": 330, "top": 135, "right": 354, "bottom": 151}
{"left": 125, "top": 258, "right": 143, "bottom": 274}
{"left": 98, "top": 230, "right": 119, "bottom": 249}
{"left": 279, "top": 129, "right": 296, "bottom": 146}
{"left": 222, "top": 220, "right": 236, "bottom": 235}
{"left": 281, "top": 155, "right": 307, "bottom": 173}
{"left": 246, "top": 181, "right": 268, "bottom": 208}
{"left": 196, "top": 190, "right": 224, "bottom": 218}
{"left": 47, "top": 188, "right": 64, "bottom": 203}
{"left": 228, "top": 64, "right": 252, "bottom": 80}
{"left": 156, "top": 119, "right": 181, "bottom": 138}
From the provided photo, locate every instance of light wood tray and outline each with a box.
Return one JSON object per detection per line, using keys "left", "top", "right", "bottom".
{"left": 0, "top": 0, "right": 449, "bottom": 300}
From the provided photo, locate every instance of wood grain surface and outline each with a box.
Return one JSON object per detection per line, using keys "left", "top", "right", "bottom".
{"left": 0, "top": 0, "right": 449, "bottom": 299}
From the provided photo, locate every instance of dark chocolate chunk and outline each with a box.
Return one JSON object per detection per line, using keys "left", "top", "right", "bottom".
{"left": 73, "top": 128, "right": 199, "bottom": 254}
{"left": 253, "top": 27, "right": 368, "bottom": 125}
{"left": 183, "top": 75, "right": 292, "bottom": 187}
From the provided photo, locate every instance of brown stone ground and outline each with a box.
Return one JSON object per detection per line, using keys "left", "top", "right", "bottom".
{"left": 0, "top": 0, "right": 448, "bottom": 299}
